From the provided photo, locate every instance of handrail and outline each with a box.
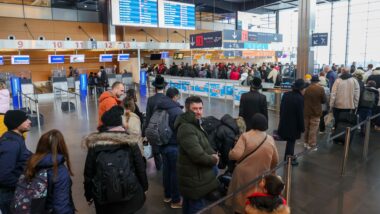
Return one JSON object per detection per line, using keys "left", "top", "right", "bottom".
{"left": 53, "top": 87, "right": 80, "bottom": 96}
{"left": 198, "top": 112, "right": 380, "bottom": 213}
{"left": 54, "top": 87, "right": 79, "bottom": 113}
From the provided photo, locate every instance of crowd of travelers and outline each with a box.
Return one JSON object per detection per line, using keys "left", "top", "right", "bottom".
{"left": 0, "top": 60, "right": 379, "bottom": 214}
{"left": 143, "top": 62, "right": 297, "bottom": 86}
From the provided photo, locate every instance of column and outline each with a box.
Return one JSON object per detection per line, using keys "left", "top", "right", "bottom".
{"left": 107, "top": 0, "right": 116, "bottom": 42}
{"left": 296, "top": 0, "right": 316, "bottom": 78}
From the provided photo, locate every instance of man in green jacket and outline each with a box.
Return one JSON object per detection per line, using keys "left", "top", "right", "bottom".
{"left": 174, "top": 96, "right": 219, "bottom": 214}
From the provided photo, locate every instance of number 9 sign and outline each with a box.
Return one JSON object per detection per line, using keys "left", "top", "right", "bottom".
{"left": 17, "top": 41, "right": 24, "bottom": 49}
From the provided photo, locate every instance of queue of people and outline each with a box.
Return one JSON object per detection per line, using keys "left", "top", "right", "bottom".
{"left": 1, "top": 60, "right": 380, "bottom": 214}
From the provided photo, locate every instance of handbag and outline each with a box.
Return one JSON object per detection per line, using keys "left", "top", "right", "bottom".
{"left": 143, "top": 140, "right": 153, "bottom": 159}
{"left": 324, "top": 112, "right": 335, "bottom": 128}
{"left": 237, "top": 134, "right": 268, "bottom": 164}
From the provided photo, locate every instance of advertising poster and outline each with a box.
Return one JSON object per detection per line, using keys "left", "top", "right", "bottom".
{"left": 70, "top": 55, "right": 85, "bottom": 63}
{"left": 190, "top": 31, "right": 223, "bottom": 49}
{"left": 181, "top": 80, "right": 193, "bottom": 93}
{"left": 168, "top": 78, "right": 182, "bottom": 91}
{"left": 209, "top": 83, "right": 223, "bottom": 98}
{"left": 193, "top": 80, "right": 209, "bottom": 97}
{"left": 233, "top": 86, "right": 249, "bottom": 106}
{"left": 224, "top": 83, "right": 235, "bottom": 99}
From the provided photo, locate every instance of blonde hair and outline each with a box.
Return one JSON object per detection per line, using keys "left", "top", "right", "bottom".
{"left": 0, "top": 81, "right": 6, "bottom": 90}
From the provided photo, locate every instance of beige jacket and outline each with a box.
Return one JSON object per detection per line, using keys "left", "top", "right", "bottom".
{"left": 124, "top": 112, "right": 143, "bottom": 154}
{"left": 227, "top": 130, "right": 279, "bottom": 214}
{"left": 330, "top": 75, "right": 360, "bottom": 110}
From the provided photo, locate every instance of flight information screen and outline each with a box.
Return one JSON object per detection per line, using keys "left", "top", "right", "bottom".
{"left": 112, "top": 0, "right": 158, "bottom": 27}
{"left": 158, "top": 0, "right": 195, "bottom": 30}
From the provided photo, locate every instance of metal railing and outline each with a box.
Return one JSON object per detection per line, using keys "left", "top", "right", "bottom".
{"left": 198, "top": 112, "right": 380, "bottom": 213}
{"left": 18, "top": 92, "right": 42, "bottom": 135}
{"left": 54, "top": 87, "right": 79, "bottom": 113}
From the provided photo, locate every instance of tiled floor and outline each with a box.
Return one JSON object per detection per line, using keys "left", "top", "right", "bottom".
{"left": 25, "top": 87, "right": 380, "bottom": 214}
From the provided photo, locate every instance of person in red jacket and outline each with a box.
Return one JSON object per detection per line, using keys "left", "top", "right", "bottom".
{"left": 230, "top": 68, "right": 240, "bottom": 80}
{"left": 98, "top": 81, "right": 125, "bottom": 126}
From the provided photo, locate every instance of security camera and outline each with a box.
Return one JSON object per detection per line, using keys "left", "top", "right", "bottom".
{"left": 8, "top": 35, "right": 16, "bottom": 40}
{"left": 65, "top": 37, "right": 71, "bottom": 41}
{"left": 38, "top": 36, "right": 45, "bottom": 40}
{"left": 166, "top": 39, "right": 170, "bottom": 43}
{"left": 131, "top": 38, "right": 136, "bottom": 42}
{"left": 149, "top": 39, "right": 154, "bottom": 43}
{"left": 89, "top": 37, "right": 95, "bottom": 41}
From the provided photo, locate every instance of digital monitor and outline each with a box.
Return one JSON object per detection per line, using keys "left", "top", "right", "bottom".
{"left": 173, "top": 53, "right": 184, "bottom": 60}
{"left": 70, "top": 55, "right": 85, "bottom": 63}
{"left": 99, "top": 54, "right": 113, "bottom": 62}
{"left": 158, "top": 0, "right": 195, "bottom": 30}
{"left": 112, "top": 0, "right": 158, "bottom": 27}
{"left": 11, "top": 55, "right": 30, "bottom": 65}
{"left": 150, "top": 54, "right": 162, "bottom": 60}
{"left": 48, "top": 55, "right": 65, "bottom": 64}
{"left": 118, "top": 54, "right": 130, "bottom": 61}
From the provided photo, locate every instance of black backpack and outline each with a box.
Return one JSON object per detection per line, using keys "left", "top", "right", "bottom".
{"left": 201, "top": 116, "right": 222, "bottom": 151}
{"left": 92, "top": 147, "right": 139, "bottom": 205}
{"left": 145, "top": 109, "right": 173, "bottom": 146}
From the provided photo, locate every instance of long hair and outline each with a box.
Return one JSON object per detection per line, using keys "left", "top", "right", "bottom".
{"left": 25, "top": 129, "right": 73, "bottom": 180}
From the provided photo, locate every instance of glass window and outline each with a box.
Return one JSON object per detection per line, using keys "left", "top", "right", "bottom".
{"left": 0, "top": 0, "right": 50, "bottom": 7}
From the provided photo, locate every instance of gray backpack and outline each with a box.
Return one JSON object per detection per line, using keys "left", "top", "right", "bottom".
{"left": 361, "top": 89, "right": 376, "bottom": 108}
{"left": 145, "top": 109, "right": 172, "bottom": 146}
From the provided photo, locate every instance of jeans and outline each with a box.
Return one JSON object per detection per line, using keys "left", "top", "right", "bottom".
{"left": 182, "top": 198, "right": 206, "bottom": 214}
{"left": 284, "top": 140, "right": 296, "bottom": 161}
{"left": 151, "top": 141, "right": 162, "bottom": 170}
{"left": 160, "top": 145, "right": 180, "bottom": 203}
{"left": 304, "top": 116, "right": 320, "bottom": 146}
{"left": 0, "top": 189, "right": 14, "bottom": 214}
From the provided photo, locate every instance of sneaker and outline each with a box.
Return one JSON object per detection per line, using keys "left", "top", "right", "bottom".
{"left": 303, "top": 143, "right": 308, "bottom": 148}
{"left": 171, "top": 202, "right": 182, "bottom": 209}
{"left": 163, "top": 198, "right": 171, "bottom": 203}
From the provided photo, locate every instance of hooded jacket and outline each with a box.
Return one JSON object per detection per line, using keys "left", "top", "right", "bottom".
{"left": 367, "top": 69, "right": 380, "bottom": 89}
{"left": 98, "top": 91, "right": 121, "bottom": 126}
{"left": 37, "top": 154, "right": 75, "bottom": 214}
{"left": 174, "top": 111, "right": 219, "bottom": 200}
{"left": 156, "top": 96, "right": 183, "bottom": 146}
{"left": 0, "top": 131, "right": 32, "bottom": 188}
{"left": 83, "top": 132, "right": 148, "bottom": 213}
{"left": 330, "top": 73, "right": 360, "bottom": 110}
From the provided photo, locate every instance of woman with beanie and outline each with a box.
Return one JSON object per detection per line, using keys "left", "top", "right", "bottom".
{"left": 227, "top": 113, "right": 279, "bottom": 214}
{"left": 16, "top": 129, "right": 75, "bottom": 213}
{"left": 83, "top": 106, "right": 148, "bottom": 214}
{"left": 245, "top": 175, "right": 290, "bottom": 214}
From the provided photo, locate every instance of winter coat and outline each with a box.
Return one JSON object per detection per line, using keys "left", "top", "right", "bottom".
{"left": 156, "top": 96, "right": 183, "bottom": 146}
{"left": 215, "top": 115, "right": 241, "bottom": 169}
{"left": 0, "top": 131, "right": 32, "bottom": 188}
{"left": 143, "top": 93, "right": 166, "bottom": 136}
{"left": 278, "top": 90, "right": 305, "bottom": 141}
{"left": 367, "top": 69, "right": 380, "bottom": 89}
{"left": 227, "top": 130, "right": 279, "bottom": 214}
{"left": 174, "top": 111, "right": 219, "bottom": 200}
{"left": 0, "top": 89, "right": 10, "bottom": 114}
{"left": 124, "top": 112, "right": 143, "bottom": 154}
{"left": 304, "top": 83, "right": 326, "bottom": 118}
{"left": 330, "top": 73, "right": 360, "bottom": 110}
{"left": 83, "top": 132, "right": 148, "bottom": 213}
{"left": 230, "top": 70, "right": 240, "bottom": 80}
{"left": 326, "top": 70, "right": 337, "bottom": 90}
{"left": 318, "top": 76, "right": 328, "bottom": 88}
{"left": 98, "top": 91, "right": 121, "bottom": 126}
{"left": 245, "top": 193, "right": 290, "bottom": 214}
{"left": 239, "top": 90, "right": 268, "bottom": 131}
{"left": 37, "top": 154, "right": 75, "bottom": 214}
{"left": 359, "top": 87, "right": 379, "bottom": 109}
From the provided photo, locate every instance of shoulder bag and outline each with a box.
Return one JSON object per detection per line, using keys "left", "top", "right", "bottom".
{"left": 237, "top": 134, "right": 268, "bottom": 164}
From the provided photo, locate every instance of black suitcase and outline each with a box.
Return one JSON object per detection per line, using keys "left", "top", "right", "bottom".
{"left": 333, "top": 112, "right": 358, "bottom": 143}
{"left": 61, "top": 101, "right": 76, "bottom": 112}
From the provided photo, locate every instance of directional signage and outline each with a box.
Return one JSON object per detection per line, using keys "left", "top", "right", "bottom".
{"left": 223, "top": 42, "right": 244, "bottom": 49}
{"left": 247, "top": 32, "right": 283, "bottom": 43}
{"left": 0, "top": 56, "right": 3, "bottom": 65}
{"left": 275, "top": 51, "right": 283, "bottom": 58}
{"left": 117, "top": 54, "right": 130, "bottom": 61}
{"left": 223, "top": 30, "right": 241, "bottom": 41}
{"left": 244, "top": 42, "right": 269, "bottom": 50}
{"left": 11, "top": 55, "right": 30, "bottom": 65}
{"left": 223, "top": 50, "right": 243, "bottom": 58}
{"left": 48, "top": 55, "right": 65, "bottom": 64}
{"left": 190, "top": 31, "right": 222, "bottom": 49}
{"left": 312, "top": 33, "right": 328, "bottom": 46}
{"left": 99, "top": 54, "right": 113, "bottom": 62}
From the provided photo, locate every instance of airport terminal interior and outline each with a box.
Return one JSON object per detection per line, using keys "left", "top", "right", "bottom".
{"left": 1, "top": 0, "right": 380, "bottom": 214}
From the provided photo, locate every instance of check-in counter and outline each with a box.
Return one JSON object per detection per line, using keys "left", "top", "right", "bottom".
{"left": 52, "top": 77, "right": 68, "bottom": 96}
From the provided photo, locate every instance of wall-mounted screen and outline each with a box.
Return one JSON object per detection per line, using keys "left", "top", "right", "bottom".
{"left": 237, "top": 11, "right": 276, "bottom": 33}
{"left": 158, "top": 0, "right": 195, "bottom": 30}
{"left": 173, "top": 53, "right": 184, "bottom": 60}
{"left": 118, "top": 54, "right": 130, "bottom": 61}
{"left": 112, "top": 0, "right": 158, "bottom": 27}
{"left": 48, "top": 55, "right": 65, "bottom": 64}
{"left": 70, "top": 55, "right": 85, "bottom": 63}
{"left": 150, "top": 54, "right": 162, "bottom": 60}
{"left": 11, "top": 55, "right": 30, "bottom": 65}
{"left": 99, "top": 54, "right": 113, "bottom": 62}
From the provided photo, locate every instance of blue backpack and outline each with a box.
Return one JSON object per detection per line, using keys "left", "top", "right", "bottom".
{"left": 12, "top": 169, "right": 52, "bottom": 214}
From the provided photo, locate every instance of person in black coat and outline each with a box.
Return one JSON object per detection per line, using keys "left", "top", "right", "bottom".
{"left": 278, "top": 79, "right": 307, "bottom": 166}
{"left": 143, "top": 75, "right": 167, "bottom": 170}
{"left": 216, "top": 115, "right": 246, "bottom": 173}
{"left": 239, "top": 77, "right": 268, "bottom": 131}
{"left": 83, "top": 106, "right": 148, "bottom": 214}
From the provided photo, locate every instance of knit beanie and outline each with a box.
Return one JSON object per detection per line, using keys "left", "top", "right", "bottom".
{"left": 4, "top": 110, "right": 28, "bottom": 130}
{"left": 251, "top": 113, "right": 268, "bottom": 131}
{"left": 101, "top": 106, "right": 124, "bottom": 127}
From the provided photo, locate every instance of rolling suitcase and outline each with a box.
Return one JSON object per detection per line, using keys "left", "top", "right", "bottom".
{"left": 61, "top": 101, "right": 75, "bottom": 112}
{"left": 332, "top": 111, "right": 358, "bottom": 144}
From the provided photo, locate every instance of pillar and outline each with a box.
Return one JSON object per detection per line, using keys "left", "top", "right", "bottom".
{"left": 296, "top": 0, "right": 316, "bottom": 78}
{"left": 107, "top": 0, "right": 116, "bottom": 42}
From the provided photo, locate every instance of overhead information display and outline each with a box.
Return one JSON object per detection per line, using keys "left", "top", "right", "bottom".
{"left": 158, "top": 0, "right": 195, "bottom": 30}
{"left": 112, "top": 0, "right": 158, "bottom": 27}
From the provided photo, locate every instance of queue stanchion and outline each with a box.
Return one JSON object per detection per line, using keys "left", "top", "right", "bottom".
{"left": 35, "top": 98, "right": 41, "bottom": 135}
{"left": 362, "top": 117, "right": 371, "bottom": 161}
{"left": 341, "top": 127, "right": 351, "bottom": 176}
{"left": 67, "top": 91, "right": 71, "bottom": 112}
{"left": 284, "top": 156, "right": 293, "bottom": 203}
